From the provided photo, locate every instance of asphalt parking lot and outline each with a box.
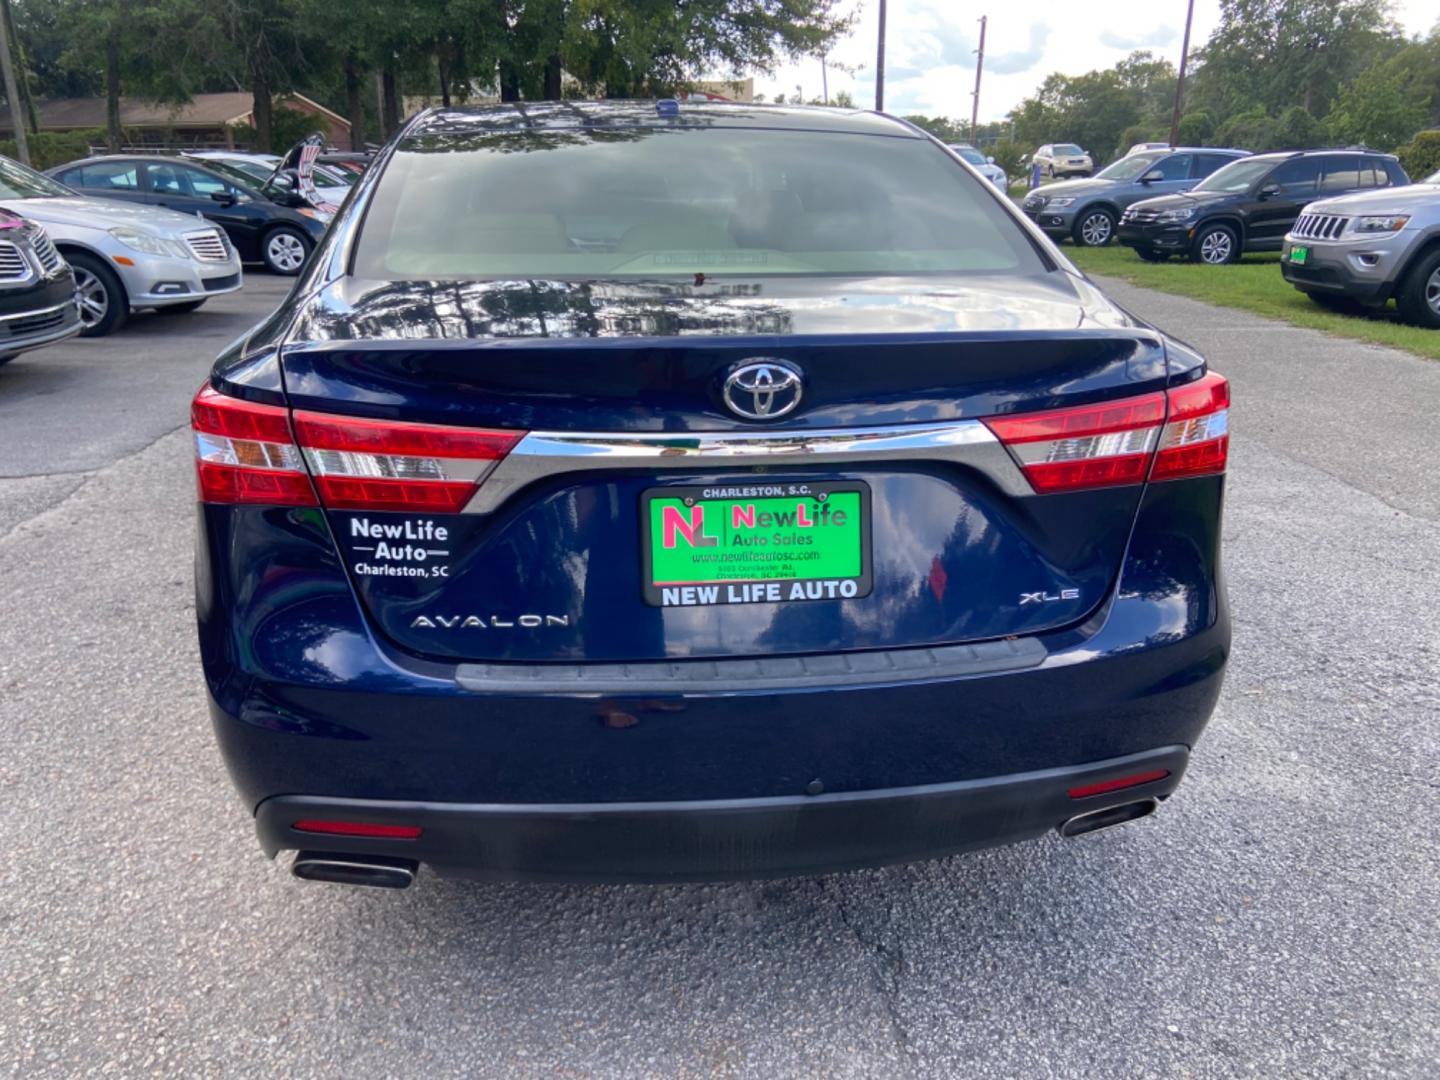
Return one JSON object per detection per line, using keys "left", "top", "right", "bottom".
{"left": 1, "top": 272, "right": 1437, "bottom": 1078}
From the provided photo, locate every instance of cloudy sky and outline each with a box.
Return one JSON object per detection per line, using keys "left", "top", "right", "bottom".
{"left": 746, "top": 0, "right": 1438, "bottom": 123}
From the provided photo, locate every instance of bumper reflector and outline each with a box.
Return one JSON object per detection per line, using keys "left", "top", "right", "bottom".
{"left": 1067, "top": 769, "right": 1171, "bottom": 799}
{"left": 292, "top": 820, "right": 423, "bottom": 839}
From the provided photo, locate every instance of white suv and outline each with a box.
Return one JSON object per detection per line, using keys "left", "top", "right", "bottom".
{"left": 1281, "top": 169, "right": 1440, "bottom": 327}
{"left": 1034, "top": 143, "right": 1094, "bottom": 179}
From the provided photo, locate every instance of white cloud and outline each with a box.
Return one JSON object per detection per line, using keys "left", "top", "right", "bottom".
{"left": 736, "top": 0, "right": 1435, "bottom": 123}
{"left": 1099, "top": 26, "right": 1178, "bottom": 51}
{"left": 987, "top": 25, "right": 1052, "bottom": 76}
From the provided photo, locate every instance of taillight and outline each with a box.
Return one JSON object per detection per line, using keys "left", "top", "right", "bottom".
{"left": 1150, "top": 372, "right": 1229, "bottom": 480}
{"left": 192, "top": 384, "right": 526, "bottom": 512}
{"left": 191, "top": 385, "right": 317, "bottom": 506}
{"left": 984, "top": 393, "right": 1166, "bottom": 493}
{"left": 984, "top": 371, "right": 1229, "bottom": 493}
{"left": 292, "top": 410, "right": 523, "bottom": 513}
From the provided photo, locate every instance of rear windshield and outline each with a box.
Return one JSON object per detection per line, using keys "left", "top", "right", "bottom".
{"left": 353, "top": 127, "right": 1044, "bottom": 280}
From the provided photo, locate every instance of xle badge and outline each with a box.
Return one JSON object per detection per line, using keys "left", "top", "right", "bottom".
{"left": 1019, "top": 588, "right": 1080, "bottom": 606}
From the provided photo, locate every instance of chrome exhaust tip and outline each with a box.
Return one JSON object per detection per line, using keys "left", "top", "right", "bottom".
{"left": 1059, "top": 798, "right": 1158, "bottom": 838}
{"left": 292, "top": 851, "right": 418, "bottom": 889}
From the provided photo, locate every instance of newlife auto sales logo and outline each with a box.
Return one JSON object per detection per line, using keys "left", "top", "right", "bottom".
{"left": 642, "top": 482, "right": 872, "bottom": 608}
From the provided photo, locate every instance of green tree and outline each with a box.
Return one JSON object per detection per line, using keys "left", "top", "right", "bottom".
{"left": 1006, "top": 52, "right": 1174, "bottom": 164}
{"left": 1189, "top": 0, "right": 1400, "bottom": 121}
{"left": 1324, "top": 42, "right": 1432, "bottom": 149}
{"left": 1275, "top": 104, "right": 1324, "bottom": 148}
{"left": 1214, "top": 106, "right": 1281, "bottom": 151}
{"left": 902, "top": 115, "right": 966, "bottom": 142}
{"left": 1395, "top": 129, "right": 1440, "bottom": 178}
{"left": 1177, "top": 108, "right": 1216, "bottom": 145}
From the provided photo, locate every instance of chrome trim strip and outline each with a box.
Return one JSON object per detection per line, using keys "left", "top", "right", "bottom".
{"left": 464, "top": 420, "right": 1030, "bottom": 513}
{"left": 0, "top": 300, "right": 73, "bottom": 324}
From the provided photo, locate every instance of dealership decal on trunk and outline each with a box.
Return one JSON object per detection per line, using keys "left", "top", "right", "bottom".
{"left": 347, "top": 516, "right": 454, "bottom": 578}
{"left": 641, "top": 482, "right": 873, "bottom": 607}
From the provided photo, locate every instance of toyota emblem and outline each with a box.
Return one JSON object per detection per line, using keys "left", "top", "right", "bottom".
{"left": 722, "top": 361, "right": 804, "bottom": 421}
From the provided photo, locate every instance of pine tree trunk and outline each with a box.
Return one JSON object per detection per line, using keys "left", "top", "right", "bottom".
{"left": 1, "top": 0, "right": 36, "bottom": 134}
{"left": 104, "top": 30, "right": 121, "bottom": 152}
{"left": 544, "top": 54, "right": 562, "bottom": 100}
{"left": 250, "top": 60, "right": 274, "bottom": 152}
{"left": 438, "top": 45, "right": 451, "bottom": 108}
{"left": 499, "top": 62, "right": 520, "bottom": 103}
{"left": 381, "top": 67, "right": 399, "bottom": 136}
{"left": 344, "top": 50, "right": 364, "bottom": 150}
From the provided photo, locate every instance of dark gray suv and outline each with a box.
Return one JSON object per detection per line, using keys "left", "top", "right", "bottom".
{"left": 1022, "top": 148, "right": 1249, "bottom": 247}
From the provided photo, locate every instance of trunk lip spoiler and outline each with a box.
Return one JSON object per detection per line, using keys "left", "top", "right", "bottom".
{"left": 463, "top": 420, "right": 1031, "bottom": 513}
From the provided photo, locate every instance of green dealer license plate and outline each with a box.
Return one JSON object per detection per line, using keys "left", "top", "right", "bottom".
{"left": 641, "top": 482, "right": 872, "bottom": 607}
{"left": 1289, "top": 246, "right": 1308, "bottom": 264}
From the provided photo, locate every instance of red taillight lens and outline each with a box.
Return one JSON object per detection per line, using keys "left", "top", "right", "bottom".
{"left": 984, "top": 393, "right": 1166, "bottom": 493}
{"left": 984, "top": 372, "right": 1229, "bottom": 493}
{"left": 192, "top": 386, "right": 527, "bottom": 512}
{"left": 191, "top": 384, "right": 317, "bottom": 506}
{"left": 291, "top": 820, "right": 423, "bottom": 839}
{"left": 1151, "top": 372, "right": 1229, "bottom": 481}
{"left": 1067, "top": 769, "right": 1171, "bottom": 799}
{"left": 292, "top": 410, "right": 524, "bottom": 513}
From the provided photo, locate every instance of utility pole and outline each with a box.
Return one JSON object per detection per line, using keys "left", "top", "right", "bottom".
{"left": 875, "top": 0, "right": 887, "bottom": 111}
{"left": 970, "top": 16, "right": 987, "bottom": 143}
{"left": 1169, "top": 0, "right": 1196, "bottom": 146}
{"left": 821, "top": 55, "right": 829, "bottom": 105}
{"left": 0, "top": 0, "right": 28, "bottom": 165}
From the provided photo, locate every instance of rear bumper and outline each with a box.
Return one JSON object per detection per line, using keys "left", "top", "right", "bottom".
{"left": 257, "top": 746, "right": 1190, "bottom": 882}
{"left": 200, "top": 471, "right": 1229, "bottom": 880}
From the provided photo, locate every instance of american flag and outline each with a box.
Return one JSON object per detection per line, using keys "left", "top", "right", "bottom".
{"left": 297, "top": 138, "right": 340, "bottom": 215}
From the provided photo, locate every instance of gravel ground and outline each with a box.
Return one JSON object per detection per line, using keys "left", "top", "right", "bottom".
{"left": 0, "top": 274, "right": 1435, "bottom": 1078}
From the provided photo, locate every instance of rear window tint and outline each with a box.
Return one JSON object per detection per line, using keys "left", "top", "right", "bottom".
{"left": 67, "top": 162, "right": 139, "bottom": 191}
{"left": 353, "top": 128, "right": 1045, "bottom": 280}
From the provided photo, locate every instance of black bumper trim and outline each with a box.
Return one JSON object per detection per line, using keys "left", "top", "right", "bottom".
{"left": 455, "top": 637, "right": 1046, "bottom": 694}
{"left": 1281, "top": 261, "right": 1393, "bottom": 302}
{"left": 255, "top": 745, "right": 1190, "bottom": 882}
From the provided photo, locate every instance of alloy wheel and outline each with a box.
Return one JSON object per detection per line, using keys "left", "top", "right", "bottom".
{"left": 1426, "top": 267, "right": 1440, "bottom": 317}
{"left": 73, "top": 267, "right": 109, "bottom": 328}
{"left": 266, "top": 232, "right": 307, "bottom": 273}
{"left": 1080, "top": 212, "right": 1113, "bottom": 246}
{"left": 1199, "top": 231, "right": 1233, "bottom": 264}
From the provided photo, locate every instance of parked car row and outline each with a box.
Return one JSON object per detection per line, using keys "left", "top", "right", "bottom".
{"left": 0, "top": 143, "right": 367, "bottom": 369}
{"left": 47, "top": 155, "right": 330, "bottom": 275}
{"left": 1023, "top": 143, "right": 1439, "bottom": 330}
{"left": 1022, "top": 147, "right": 1250, "bottom": 247}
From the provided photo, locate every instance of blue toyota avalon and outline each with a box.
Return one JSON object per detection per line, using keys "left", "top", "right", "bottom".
{"left": 193, "top": 102, "right": 1230, "bottom": 888}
